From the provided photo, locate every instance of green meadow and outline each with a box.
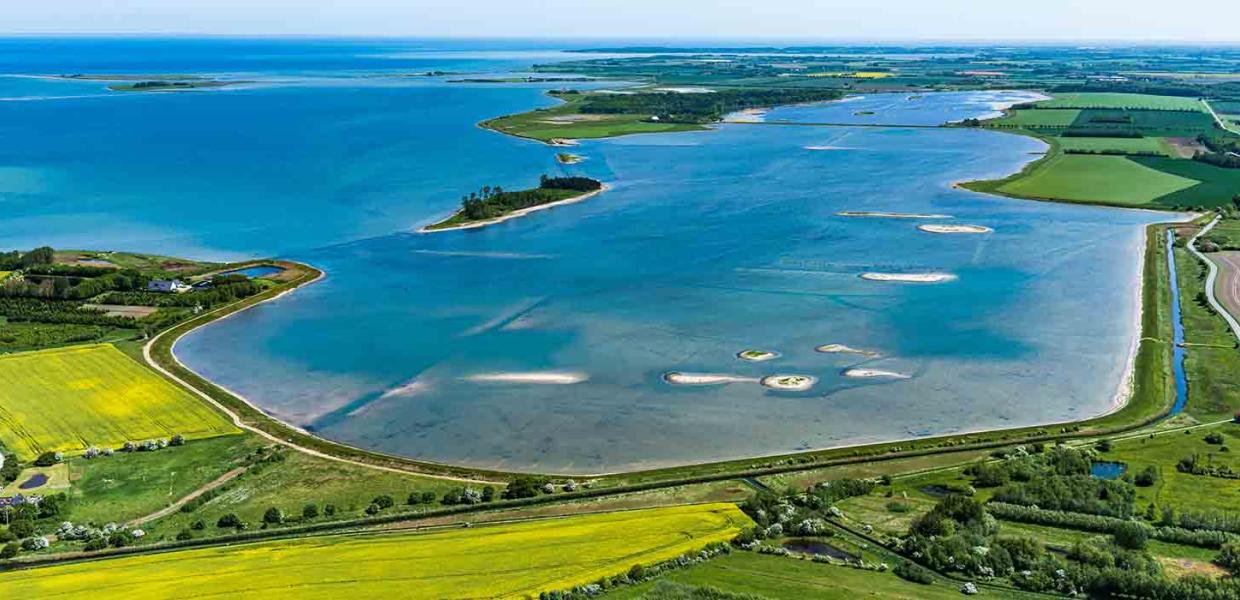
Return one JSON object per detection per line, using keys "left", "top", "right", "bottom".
{"left": 994, "top": 154, "right": 1198, "bottom": 206}
{"left": 1038, "top": 93, "right": 1206, "bottom": 112}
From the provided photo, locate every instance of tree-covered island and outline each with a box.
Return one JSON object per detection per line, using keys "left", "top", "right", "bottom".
{"left": 421, "top": 175, "right": 604, "bottom": 232}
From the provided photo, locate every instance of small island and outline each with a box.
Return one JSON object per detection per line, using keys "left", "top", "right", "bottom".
{"left": 421, "top": 175, "right": 605, "bottom": 232}
{"left": 108, "top": 80, "right": 241, "bottom": 92}
{"left": 737, "top": 349, "right": 779, "bottom": 362}
{"left": 556, "top": 152, "right": 584, "bottom": 164}
{"left": 917, "top": 224, "right": 993, "bottom": 234}
{"left": 760, "top": 374, "right": 816, "bottom": 391}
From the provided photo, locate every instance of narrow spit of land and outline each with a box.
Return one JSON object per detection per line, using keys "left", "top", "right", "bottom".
{"left": 420, "top": 175, "right": 605, "bottom": 233}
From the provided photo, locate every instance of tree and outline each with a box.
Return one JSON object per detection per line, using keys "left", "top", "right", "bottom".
{"left": 32, "top": 451, "right": 59, "bottom": 467}
{"left": 324, "top": 504, "right": 337, "bottom": 517}
{"left": 263, "top": 507, "right": 283, "bottom": 524}
{"left": 0, "top": 543, "right": 17, "bottom": 559}
{"left": 482, "top": 486, "right": 496, "bottom": 502}
{"left": 365, "top": 503, "right": 381, "bottom": 516}
{"left": 1216, "top": 543, "right": 1240, "bottom": 575}
{"left": 372, "top": 494, "right": 395, "bottom": 510}
{"left": 302, "top": 503, "right": 319, "bottom": 519}
{"left": 1113, "top": 521, "right": 1149, "bottom": 550}
{"left": 420, "top": 492, "right": 437, "bottom": 505}
{"left": 407, "top": 491, "right": 424, "bottom": 506}
{"left": 217, "top": 513, "right": 242, "bottom": 528}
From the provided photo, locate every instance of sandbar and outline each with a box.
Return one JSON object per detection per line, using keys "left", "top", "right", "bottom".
{"left": 843, "top": 368, "right": 910, "bottom": 379}
{"left": 837, "top": 211, "right": 953, "bottom": 219}
{"left": 917, "top": 224, "right": 993, "bottom": 234}
{"left": 760, "top": 374, "right": 817, "bottom": 391}
{"left": 815, "top": 344, "right": 881, "bottom": 358}
{"left": 663, "top": 372, "right": 757, "bottom": 386}
{"left": 465, "top": 372, "right": 588, "bottom": 384}
{"left": 860, "top": 272, "right": 957, "bottom": 283}
{"left": 736, "top": 349, "right": 780, "bottom": 362}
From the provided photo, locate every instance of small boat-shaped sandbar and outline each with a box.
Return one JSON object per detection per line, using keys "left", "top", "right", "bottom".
{"left": 737, "top": 349, "right": 780, "bottom": 362}
{"left": 843, "top": 368, "right": 910, "bottom": 379}
{"left": 466, "top": 372, "right": 588, "bottom": 384}
{"left": 860, "top": 272, "right": 957, "bottom": 283}
{"left": 760, "top": 374, "right": 817, "bottom": 391}
{"left": 917, "top": 224, "right": 993, "bottom": 234}
{"left": 815, "top": 344, "right": 881, "bottom": 358}
{"left": 664, "top": 372, "right": 757, "bottom": 386}
{"left": 837, "top": 211, "right": 953, "bottom": 219}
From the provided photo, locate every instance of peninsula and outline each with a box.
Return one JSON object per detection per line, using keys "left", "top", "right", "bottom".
{"left": 420, "top": 175, "right": 605, "bottom": 232}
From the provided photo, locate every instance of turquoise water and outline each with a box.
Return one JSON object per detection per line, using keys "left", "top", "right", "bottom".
{"left": 0, "top": 39, "right": 1168, "bottom": 473}
{"left": 221, "top": 266, "right": 285, "bottom": 279}
{"left": 1090, "top": 461, "right": 1128, "bottom": 480}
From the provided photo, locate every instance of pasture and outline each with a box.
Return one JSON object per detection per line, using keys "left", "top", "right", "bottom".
{"left": 1056, "top": 136, "right": 1175, "bottom": 156}
{"left": 993, "top": 108, "right": 1081, "bottom": 128}
{"left": 1134, "top": 157, "right": 1240, "bottom": 208}
{"left": 996, "top": 154, "right": 1199, "bottom": 206}
{"left": 1038, "top": 93, "right": 1206, "bottom": 112}
{"left": 0, "top": 503, "right": 752, "bottom": 599}
{"left": 0, "top": 344, "right": 238, "bottom": 459}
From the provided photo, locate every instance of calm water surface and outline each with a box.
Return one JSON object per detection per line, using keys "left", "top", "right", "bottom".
{"left": 0, "top": 39, "right": 1167, "bottom": 472}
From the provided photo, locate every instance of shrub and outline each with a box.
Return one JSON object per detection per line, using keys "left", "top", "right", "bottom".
{"left": 1114, "top": 521, "right": 1149, "bottom": 550}
{"left": 1205, "top": 432, "right": 1225, "bottom": 445}
{"left": 216, "top": 513, "right": 242, "bottom": 528}
{"left": 263, "top": 507, "right": 283, "bottom": 524}
{"left": 1216, "top": 543, "right": 1240, "bottom": 575}
{"left": 302, "top": 503, "right": 319, "bottom": 519}
{"left": 0, "top": 543, "right": 17, "bottom": 559}
{"left": 32, "top": 451, "right": 59, "bottom": 467}
{"left": 894, "top": 561, "right": 934, "bottom": 584}
{"left": 176, "top": 530, "right": 193, "bottom": 541}
{"left": 1134, "top": 466, "right": 1158, "bottom": 487}
{"left": 372, "top": 494, "right": 395, "bottom": 509}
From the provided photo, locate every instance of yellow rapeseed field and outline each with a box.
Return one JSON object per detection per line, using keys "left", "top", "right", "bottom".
{"left": 0, "top": 503, "right": 752, "bottom": 599}
{"left": 0, "top": 344, "right": 239, "bottom": 459}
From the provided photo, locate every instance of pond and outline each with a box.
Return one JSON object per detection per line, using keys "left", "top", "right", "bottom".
{"left": 1090, "top": 461, "right": 1127, "bottom": 480}
{"left": 782, "top": 538, "right": 858, "bottom": 561}
{"left": 17, "top": 473, "right": 49, "bottom": 490}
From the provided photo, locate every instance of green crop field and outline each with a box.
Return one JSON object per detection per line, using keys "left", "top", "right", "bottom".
{"left": 1067, "top": 109, "right": 1218, "bottom": 137}
{"left": 1133, "top": 157, "right": 1240, "bottom": 208}
{"left": 609, "top": 552, "right": 990, "bottom": 599}
{"left": 993, "top": 108, "right": 1081, "bottom": 128}
{"left": 1056, "top": 136, "right": 1175, "bottom": 156}
{"left": 1039, "top": 93, "right": 1206, "bottom": 112}
{"left": 0, "top": 344, "right": 239, "bottom": 460}
{"left": 996, "top": 154, "right": 1199, "bottom": 206}
{"left": 0, "top": 503, "right": 751, "bottom": 599}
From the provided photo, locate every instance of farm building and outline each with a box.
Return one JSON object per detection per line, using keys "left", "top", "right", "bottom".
{"left": 146, "top": 279, "right": 191, "bottom": 293}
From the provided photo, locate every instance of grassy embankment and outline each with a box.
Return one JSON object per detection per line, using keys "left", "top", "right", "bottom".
{"left": 0, "top": 344, "right": 240, "bottom": 460}
{"left": 0, "top": 504, "right": 750, "bottom": 599}
{"left": 962, "top": 93, "right": 1240, "bottom": 210}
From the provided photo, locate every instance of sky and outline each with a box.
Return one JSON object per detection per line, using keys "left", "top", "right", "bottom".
{"left": 5, "top": 0, "right": 1240, "bottom": 42}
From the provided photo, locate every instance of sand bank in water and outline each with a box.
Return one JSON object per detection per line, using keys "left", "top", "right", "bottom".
{"left": 737, "top": 349, "right": 780, "bottom": 362}
{"left": 837, "top": 211, "right": 953, "bottom": 219}
{"left": 466, "top": 372, "right": 588, "bottom": 384}
{"left": 663, "top": 372, "right": 757, "bottom": 386}
{"left": 816, "top": 344, "right": 881, "bottom": 358}
{"left": 860, "top": 272, "right": 957, "bottom": 283}
{"left": 760, "top": 375, "right": 817, "bottom": 391}
{"left": 843, "top": 368, "right": 910, "bottom": 379}
{"left": 917, "top": 224, "right": 993, "bottom": 234}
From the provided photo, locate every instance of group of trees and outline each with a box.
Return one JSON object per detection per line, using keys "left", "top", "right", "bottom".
{"left": 573, "top": 88, "right": 845, "bottom": 124}
{"left": 0, "top": 246, "right": 53, "bottom": 271}
{"left": 457, "top": 177, "right": 603, "bottom": 222}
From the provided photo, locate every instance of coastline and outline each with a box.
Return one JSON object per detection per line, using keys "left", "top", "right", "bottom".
{"left": 418, "top": 184, "right": 609, "bottom": 233}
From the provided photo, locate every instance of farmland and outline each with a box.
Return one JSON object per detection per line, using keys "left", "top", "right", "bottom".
{"left": 1056, "top": 136, "right": 1175, "bottom": 156}
{"left": 0, "top": 503, "right": 752, "bottom": 599}
{"left": 1036, "top": 93, "right": 1207, "bottom": 111}
{"left": 992, "top": 154, "right": 1199, "bottom": 206}
{"left": 0, "top": 343, "right": 238, "bottom": 460}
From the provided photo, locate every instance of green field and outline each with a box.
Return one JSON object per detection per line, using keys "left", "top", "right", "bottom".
{"left": 609, "top": 552, "right": 994, "bottom": 600}
{"left": 1056, "top": 136, "right": 1175, "bottom": 156}
{"left": 993, "top": 108, "right": 1081, "bottom": 128}
{"left": 1107, "top": 424, "right": 1240, "bottom": 514}
{"left": 995, "top": 153, "right": 1199, "bottom": 206}
{"left": 1173, "top": 248, "right": 1240, "bottom": 420}
{"left": 1133, "top": 157, "right": 1240, "bottom": 208}
{"left": 0, "top": 503, "right": 751, "bottom": 599}
{"left": 1038, "top": 93, "right": 1206, "bottom": 112}
{"left": 0, "top": 344, "right": 238, "bottom": 459}
{"left": 482, "top": 94, "right": 703, "bottom": 142}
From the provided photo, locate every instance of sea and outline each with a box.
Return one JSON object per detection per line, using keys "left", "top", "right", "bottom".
{"left": 0, "top": 37, "right": 1167, "bottom": 473}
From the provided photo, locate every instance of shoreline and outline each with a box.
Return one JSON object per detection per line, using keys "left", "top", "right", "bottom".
{"left": 418, "top": 185, "right": 608, "bottom": 233}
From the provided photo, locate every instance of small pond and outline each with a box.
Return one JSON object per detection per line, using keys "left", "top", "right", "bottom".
{"left": 782, "top": 538, "right": 858, "bottom": 561}
{"left": 17, "top": 473, "right": 49, "bottom": 490}
{"left": 219, "top": 265, "right": 284, "bottom": 279}
{"left": 1090, "top": 461, "right": 1127, "bottom": 480}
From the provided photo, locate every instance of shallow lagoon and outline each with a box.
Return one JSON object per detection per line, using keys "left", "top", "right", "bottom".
{"left": 0, "top": 39, "right": 1167, "bottom": 473}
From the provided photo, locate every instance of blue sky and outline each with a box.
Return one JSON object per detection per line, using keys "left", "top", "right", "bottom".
{"left": 6, "top": 0, "right": 1240, "bottom": 42}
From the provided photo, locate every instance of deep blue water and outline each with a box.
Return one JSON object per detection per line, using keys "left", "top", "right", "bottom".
{"left": 221, "top": 265, "right": 285, "bottom": 279}
{"left": 1090, "top": 461, "right": 1127, "bottom": 480}
{"left": 0, "top": 38, "right": 1168, "bottom": 472}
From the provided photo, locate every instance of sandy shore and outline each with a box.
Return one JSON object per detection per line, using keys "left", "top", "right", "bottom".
{"left": 816, "top": 343, "right": 881, "bottom": 357}
{"left": 837, "top": 211, "right": 953, "bottom": 219}
{"left": 843, "top": 368, "right": 910, "bottom": 379}
{"left": 736, "top": 349, "right": 780, "bottom": 362}
{"left": 465, "top": 372, "right": 588, "bottom": 384}
{"left": 419, "top": 185, "right": 608, "bottom": 234}
{"left": 663, "top": 372, "right": 757, "bottom": 386}
{"left": 917, "top": 224, "right": 993, "bottom": 234}
{"left": 860, "top": 272, "right": 957, "bottom": 283}
{"left": 760, "top": 374, "right": 817, "bottom": 391}
{"left": 724, "top": 108, "right": 768, "bottom": 123}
